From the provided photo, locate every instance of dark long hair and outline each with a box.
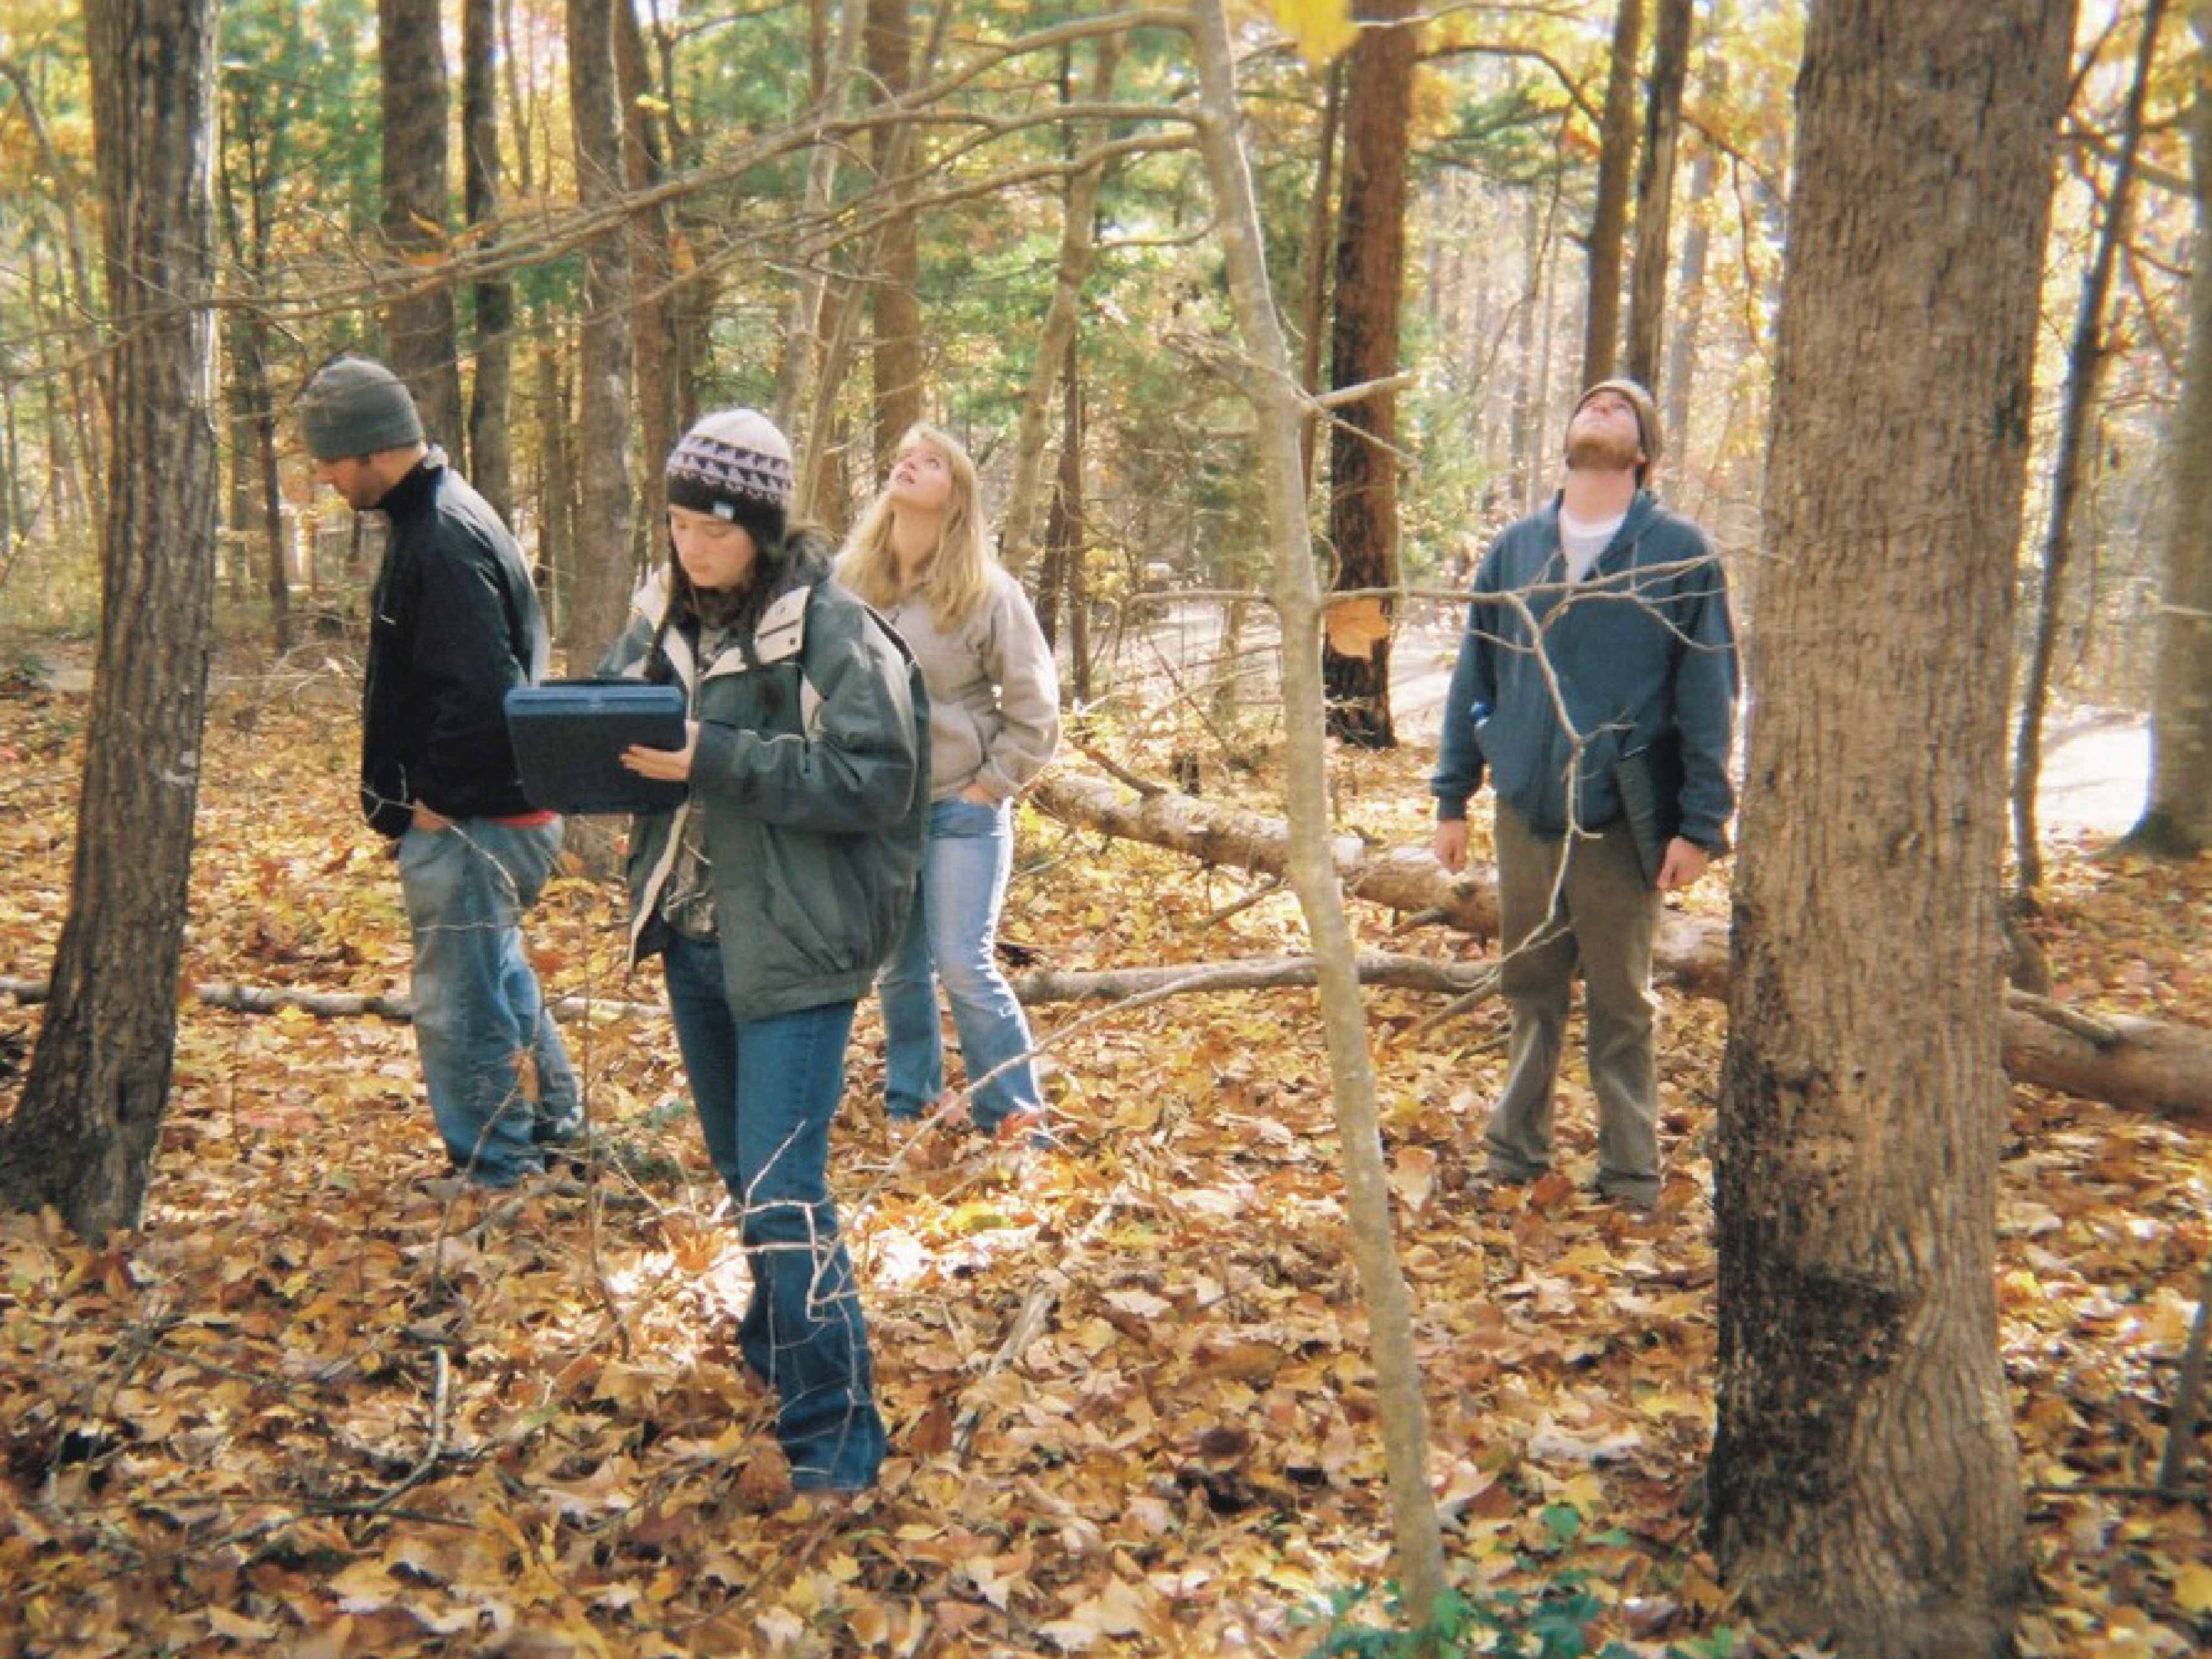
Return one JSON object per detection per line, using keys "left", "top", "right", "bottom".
{"left": 651, "top": 510, "right": 832, "bottom": 671}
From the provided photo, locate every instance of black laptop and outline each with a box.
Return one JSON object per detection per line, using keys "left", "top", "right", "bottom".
{"left": 503, "top": 681, "right": 690, "bottom": 815}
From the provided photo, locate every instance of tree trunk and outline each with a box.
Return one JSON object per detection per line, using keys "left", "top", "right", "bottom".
{"left": 2012, "top": 0, "right": 2166, "bottom": 894}
{"left": 865, "top": 0, "right": 923, "bottom": 468}
{"left": 773, "top": 0, "right": 867, "bottom": 435}
{"left": 463, "top": 0, "right": 515, "bottom": 524}
{"left": 0, "top": 59, "right": 109, "bottom": 503}
{"left": 1322, "top": 0, "right": 1417, "bottom": 750}
{"left": 1190, "top": 0, "right": 1447, "bottom": 1632}
{"left": 1709, "top": 0, "right": 2075, "bottom": 1651}
{"left": 1624, "top": 0, "right": 1693, "bottom": 393}
{"left": 564, "top": 0, "right": 637, "bottom": 666}
{"left": 378, "top": 0, "right": 463, "bottom": 451}
{"left": 615, "top": 0, "right": 679, "bottom": 529}
{"left": 997, "top": 31, "right": 1123, "bottom": 578}
{"left": 1526, "top": 166, "right": 1562, "bottom": 510}
{"left": 1299, "top": 58, "right": 1344, "bottom": 488}
{"left": 216, "top": 87, "right": 291, "bottom": 656}
{"left": 0, "top": 0, "right": 220, "bottom": 1241}
{"left": 1063, "top": 353, "right": 1092, "bottom": 705}
{"left": 2124, "top": 18, "right": 2212, "bottom": 858}
{"left": 534, "top": 338, "right": 576, "bottom": 641}
{"left": 1580, "top": 0, "right": 1644, "bottom": 386}
{"left": 1661, "top": 45, "right": 1723, "bottom": 477}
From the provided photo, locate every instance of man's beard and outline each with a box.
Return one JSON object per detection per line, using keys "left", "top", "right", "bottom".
{"left": 1564, "top": 426, "right": 1640, "bottom": 475}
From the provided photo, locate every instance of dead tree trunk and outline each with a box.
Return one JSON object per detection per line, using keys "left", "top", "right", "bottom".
{"left": 1029, "top": 771, "right": 2212, "bottom": 1121}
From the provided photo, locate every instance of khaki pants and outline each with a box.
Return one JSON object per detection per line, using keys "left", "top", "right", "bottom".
{"left": 1485, "top": 804, "right": 1663, "bottom": 1202}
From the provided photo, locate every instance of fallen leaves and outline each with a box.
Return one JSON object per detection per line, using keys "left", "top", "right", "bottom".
{"left": 0, "top": 684, "right": 2206, "bottom": 1656}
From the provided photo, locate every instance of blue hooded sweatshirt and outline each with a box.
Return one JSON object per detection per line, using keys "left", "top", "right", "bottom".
{"left": 1430, "top": 489, "right": 1738, "bottom": 850}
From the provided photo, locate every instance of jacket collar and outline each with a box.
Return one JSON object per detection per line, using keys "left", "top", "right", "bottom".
{"left": 370, "top": 447, "right": 447, "bottom": 519}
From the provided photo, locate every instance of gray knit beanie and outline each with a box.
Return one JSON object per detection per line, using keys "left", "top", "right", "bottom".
{"left": 665, "top": 408, "right": 795, "bottom": 522}
{"left": 299, "top": 356, "right": 425, "bottom": 461}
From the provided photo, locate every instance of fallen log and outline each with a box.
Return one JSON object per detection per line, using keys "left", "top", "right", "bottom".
{"left": 0, "top": 977, "right": 664, "bottom": 1024}
{"left": 1030, "top": 772, "right": 2212, "bottom": 1124}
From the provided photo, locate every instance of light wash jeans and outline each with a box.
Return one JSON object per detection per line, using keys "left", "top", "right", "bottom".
{"left": 661, "top": 936, "right": 886, "bottom": 1491}
{"left": 396, "top": 816, "right": 578, "bottom": 1187}
{"left": 879, "top": 795, "right": 1042, "bottom": 1133}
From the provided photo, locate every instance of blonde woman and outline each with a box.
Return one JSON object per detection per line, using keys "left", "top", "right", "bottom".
{"left": 837, "top": 425, "right": 1061, "bottom": 1140}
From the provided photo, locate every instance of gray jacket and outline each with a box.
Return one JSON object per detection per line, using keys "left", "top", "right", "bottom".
{"left": 599, "top": 547, "right": 928, "bottom": 1022}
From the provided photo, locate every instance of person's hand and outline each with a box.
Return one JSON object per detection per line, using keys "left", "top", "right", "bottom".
{"left": 1433, "top": 818, "right": 1469, "bottom": 874}
{"left": 410, "top": 802, "right": 453, "bottom": 833}
{"left": 1657, "top": 836, "right": 1709, "bottom": 891}
{"left": 961, "top": 784, "right": 995, "bottom": 806}
{"left": 621, "top": 720, "right": 698, "bottom": 781}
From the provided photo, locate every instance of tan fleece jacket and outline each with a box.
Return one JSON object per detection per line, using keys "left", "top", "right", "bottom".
{"left": 884, "top": 565, "right": 1061, "bottom": 804}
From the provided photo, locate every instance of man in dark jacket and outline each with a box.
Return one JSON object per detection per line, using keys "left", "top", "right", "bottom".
{"left": 1430, "top": 379, "right": 1738, "bottom": 1209}
{"left": 300, "top": 354, "right": 578, "bottom": 1190}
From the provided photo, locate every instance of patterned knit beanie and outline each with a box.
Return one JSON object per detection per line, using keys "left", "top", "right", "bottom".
{"left": 665, "top": 409, "right": 795, "bottom": 546}
{"left": 1571, "top": 378, "right": 1662, "bottom": 486}
{"left": 299, "top": 355, "right": 425, "bottom": 461}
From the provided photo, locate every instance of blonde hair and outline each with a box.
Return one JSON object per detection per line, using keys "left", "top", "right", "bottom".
{"left": 835, "top": 424, "right": 993, "bottom": 629}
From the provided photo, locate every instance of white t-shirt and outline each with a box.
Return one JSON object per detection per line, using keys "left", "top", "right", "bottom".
{"left": 1559, "top": 508, "right": 1625, "bottom": 582}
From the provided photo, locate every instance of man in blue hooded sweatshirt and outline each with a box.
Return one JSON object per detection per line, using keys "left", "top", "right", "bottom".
{"left": 1430, "top": 379, "right": 1738, "bottom": 1209}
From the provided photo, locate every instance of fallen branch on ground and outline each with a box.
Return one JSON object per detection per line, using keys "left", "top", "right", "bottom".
{"left": 1029, "top": 771, "right": 2212, "bottom": 1123}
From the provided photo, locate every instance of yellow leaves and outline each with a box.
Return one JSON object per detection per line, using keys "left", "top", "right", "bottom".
{"left": 1267, "top": 0, "right": 1358, "bottom": 65}
{"left": 2171, "top": 1560, "right": 2212, "bottom": 1616}
{"left": 1323, "top": 596, "right": 1392, "bottom": 661}
{"left": 1038, "top": 1574, "right": 1163, "bottom": 1649}
{"left": 1389, "top": 1142, "right": 1437, "bottom": 1211}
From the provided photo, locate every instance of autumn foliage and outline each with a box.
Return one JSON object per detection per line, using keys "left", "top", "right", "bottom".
{"left": 0, "top": 671, "right": 2206, "bottom": 1657}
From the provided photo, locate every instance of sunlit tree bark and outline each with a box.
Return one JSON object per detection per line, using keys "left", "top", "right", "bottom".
{"left": 1710, "top": 0, "right": 2075, "bottom": 1650}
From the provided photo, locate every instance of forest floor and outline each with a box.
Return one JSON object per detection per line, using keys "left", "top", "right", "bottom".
{"left": 0, "top": 658, "right": 2206, "bottom": 1659}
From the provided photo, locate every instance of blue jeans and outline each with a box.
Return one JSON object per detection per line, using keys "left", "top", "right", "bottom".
{"left": 397, "top": 816, "right": 578, "bottom": 1187}
{"left": 879, "top": 796, "right": 1042, "bottom": 1131}
{"left": 662, "top": 935, "right": 886, "bottom": 1491}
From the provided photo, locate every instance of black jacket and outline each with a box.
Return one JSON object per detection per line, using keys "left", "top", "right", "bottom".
{"left": 359, "top": 452, "right": 548, "bottom": 837}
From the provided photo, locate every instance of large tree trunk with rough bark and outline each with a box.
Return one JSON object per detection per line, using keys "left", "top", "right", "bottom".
{"left": 1190, "top": 0, "right": 1446, "bottom": 1631}
{"left": 1708, "top": 0, "right": 2075, "bottom": 1652}
{"left": 564, "top": 0, "right": 636, "bottom": 666}
{"left": 1321, "top": 0, "right": 1416, "bottom": 750}
{"left": 378, "top": 0, "right": 463, "bottom": 451}
{"left": 0, "top": 0, "right": 220, "bottom": 1240}
{"left": 2126, "top": 25, "right": 2212, "bottom": 858}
